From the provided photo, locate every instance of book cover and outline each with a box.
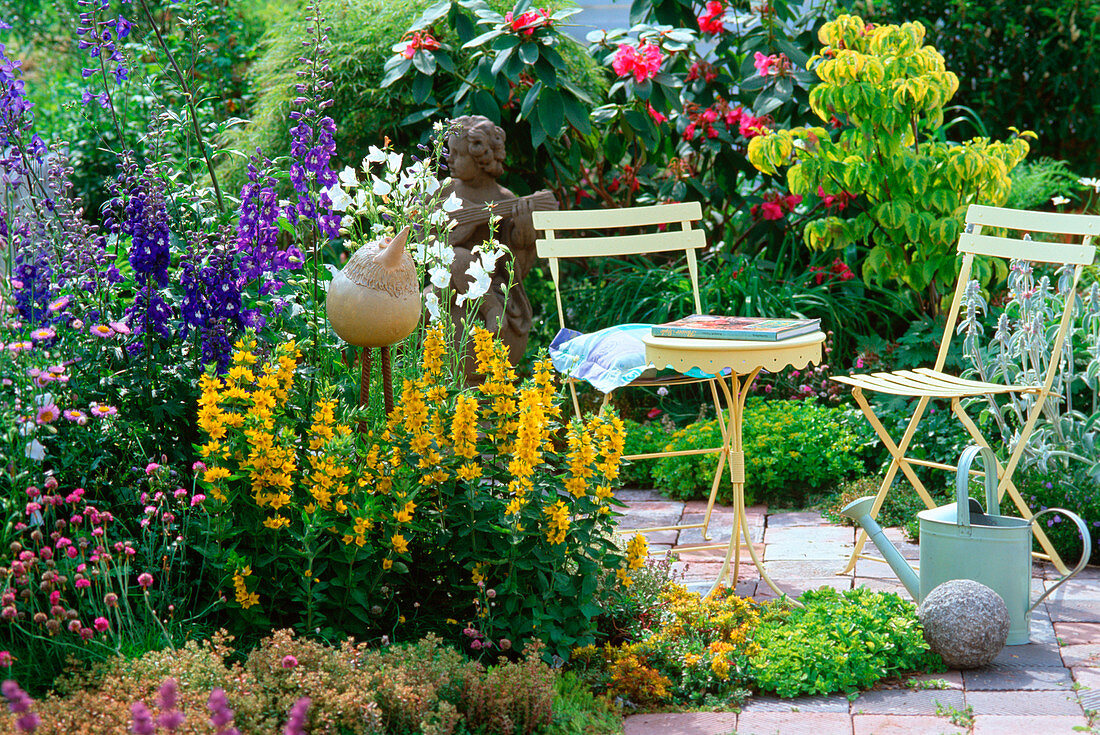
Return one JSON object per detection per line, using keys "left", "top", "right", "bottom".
{"left": 651, "top": 315, "right": 821, "bottom": 341}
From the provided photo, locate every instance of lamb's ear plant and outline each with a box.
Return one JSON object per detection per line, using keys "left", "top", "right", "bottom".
{"left": 748, "top": 15, "right": 1034, "bottom": 316}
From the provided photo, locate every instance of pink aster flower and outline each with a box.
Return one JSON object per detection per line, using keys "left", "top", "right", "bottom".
{"left": 108, "top": 321, "right": 131, "bottom": 335}
{"left": 47, "top": 296, "right": 69, "bottom": 312}
{"left": 35, "top": 404, "right": 60, "bottom": 425}
{"left": 7, "top": 341, "right": 31, "bottom": 352}
{"left": 89, "top": 324, "right": 113, "bottom": 338}
{"left": 30, "top": 327, "right": 55, "bottom": 341}
{"left": 89, "top": 403, "right": 118, "bottom": 418}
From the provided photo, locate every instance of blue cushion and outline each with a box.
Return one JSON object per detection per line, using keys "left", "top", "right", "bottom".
{"left": 549, "top": 324, "right": 713, "bottom": 393}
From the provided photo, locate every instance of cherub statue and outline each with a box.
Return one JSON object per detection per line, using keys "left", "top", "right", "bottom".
{"left": 440, "top": 115, "right": 557, "bottom": 374}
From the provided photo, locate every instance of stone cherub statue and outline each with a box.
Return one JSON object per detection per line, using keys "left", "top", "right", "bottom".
{"left": 440, "top": 115, "right": 558, "bottom": 374}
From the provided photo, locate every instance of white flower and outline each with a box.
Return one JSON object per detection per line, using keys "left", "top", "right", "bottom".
{"left": 365, "top": 146, "right": 387, "bottom": 165}
{"left": 372, "top": 176, "right": 393, "bottom": 196}
{"left": 25, "top": 439, "right": 45, "bottom": 461}
{"left": 322, "top": 183, "right": 353, "bottom": 212}
{"left": 1078, "top": 177, "right": 1100, "bottom": 193}
{"left": 429, "top": 265, "right": 451, "bottom": 290}
{"left": 457, "top": 259, "right": 492, "bottom": 306}
{"left": 1052, "top": 195, "right": 1070, "bottom": 207}
{"left": 657, "top": 386, "right": 669, "bottom": 397}
{"left": 338, "top": 166, "right": 359, "bottom": 190}
{"left": 424, "top": 291, "right": 441, "bottom": 321}
{"left": 442, "top": 193, "right": 464, "bottom": 213}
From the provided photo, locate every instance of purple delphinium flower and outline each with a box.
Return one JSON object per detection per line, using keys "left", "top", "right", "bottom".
{"left": 286, "top": 1, "right": 339, "bottom": 239}
{"left": 180, "top": 228, "right": 244, "bottom": 371}
{"left": 75, "top": 0, "right": 129, "bottom": 104}
{"left": 130, "top": 700, "right": 155, "bottom": 735}
{"left": 207, "top": 687, "right": 241, "bottom": 735}
{"left": 283, "top": 696, "right": 311, "bottom": 735}
{"left": 2, "top": 680, "right": 40, "bottom": 733}
{"left": 157, "top": 678, "right": 184, "bottom": 732}
{"left": 237, "top": 150, "right": 302, "bottom": 297}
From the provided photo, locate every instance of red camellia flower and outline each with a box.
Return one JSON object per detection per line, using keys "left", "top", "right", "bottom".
{"left": 612, "top": 41, "right": 664, "bottom": 83}
{"left": 647, "top": 103, "right": 667, "bottom": 125}
{"left": 697, "top": 1, "right": 726, "bottom": 35}
{"left": 398, "top": 31, "right": 441, "bottom": 59}
{"left": 751, "top": 191, "right": 801, "bottom": 221}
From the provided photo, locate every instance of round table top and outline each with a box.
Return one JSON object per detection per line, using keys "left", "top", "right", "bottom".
{"left": 642, "top": 330, "right": 826, "bottom": 374}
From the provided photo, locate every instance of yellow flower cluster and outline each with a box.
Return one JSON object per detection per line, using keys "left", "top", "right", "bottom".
{"left": 626, "top": 533, "right": 648, "bottom": 570}
{"left": 543, "top": 499, "right": 570, "bottom": 545}
{"left": 233, "top": 566, "right": 259, "bottom": 609}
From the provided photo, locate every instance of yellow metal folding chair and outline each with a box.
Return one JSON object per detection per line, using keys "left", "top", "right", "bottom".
{"left": 834, "top": 204, "right": 1099, "bottom": 576}
{"left": 531, "top": 202, "right": 729, "bottom": 544}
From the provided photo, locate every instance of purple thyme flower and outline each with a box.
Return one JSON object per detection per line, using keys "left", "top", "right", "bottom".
{"left": 157, "top": 678, "right": 184, "bottom": 732}
{"left": 207, "top": 688, "right": 241, "bottom": 735}
{"left": 130, "top": 700, "right": 155, "bottom": 735}
{"left": 283, "top": 696, "right": 311, "bottom": 735}
{"left": 2, "top": 680, "right": 40, "bottom": 733}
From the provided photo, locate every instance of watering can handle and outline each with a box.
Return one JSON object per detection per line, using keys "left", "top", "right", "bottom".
{"left": 955, "top": 446, "right": 999, "bottom": 528}
{"left": 1028, "top": 508, "right": 1092, "bottom": 614}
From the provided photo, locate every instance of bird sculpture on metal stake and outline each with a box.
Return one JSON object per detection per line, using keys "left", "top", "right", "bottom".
{"left": 326, "top": 225, "right": 419, "bottom": 424}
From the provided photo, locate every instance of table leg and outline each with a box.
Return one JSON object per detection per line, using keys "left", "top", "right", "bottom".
{"left": 707, "top": 368, "right": 796, "bottom": 603}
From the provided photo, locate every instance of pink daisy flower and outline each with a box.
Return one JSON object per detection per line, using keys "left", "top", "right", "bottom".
{"left": 89, "top": 324, "right": 113, "bottom": 338}
{"left": 7, "top": 341, "right": 32, "bottom": 353}
{"left": 36, "top": 404, "right": 60, "bottom": 425}
{"left": 63, "top": 409, "right": 88, "bottom": 425}
{"left": 47, "top": 296, "right": 70, "bottom": 312}
{"left": 89, "top": 403, "right": 118, "bottom": 418}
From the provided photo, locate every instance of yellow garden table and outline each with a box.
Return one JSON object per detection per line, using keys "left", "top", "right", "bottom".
{"left": 642, "top": 330, "right": 826, "bottom": 596}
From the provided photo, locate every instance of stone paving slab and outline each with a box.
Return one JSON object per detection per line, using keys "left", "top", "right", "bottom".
{"left": 971, "top": 714, "right": 1092, "bottom": 735}
{"left": 993, "top": 641, "right": 1066, "bottom": 668}
{"left": 764, "top": 526, "right": 856, "bottom": 544}
{"left": 1042, "top": 579, "right": 1100, "bottom": 599}
{"left": 854, "top": 557, "right": 914, "bottom": 579}
{"left": 753, "top": 577, "right": 852, "bottom": 600}
{"left": 1054, "top": 621, "right": 1100, "bottom": 644}
{"left": 1044, "top": 598, "right": 1100, "bottom": 623}
{"left": 734, "top": 711, "right": 853, "bottom": 734}
{"left": 677, "top": 514, "right": 764, "bottom": 544}
{"left": 623, "top": 712, "right": 737, "bottom": 735}
{"left": 849, "top": 688, "right": 965, "bottom": 715}
{"left": 763, "top": 559, "right": 855, "bottom": 579}
{"left": 962, "top": 664, "right": 1074, "bottom": 690}
{"left": 766, "top": 511, "right": 829, "bottom": 528}
{"left": 736, "top": 694, "right": 850, "bottom": 713}
{"left": 1059, "top": 643, "right": 1100, "bottom": 668}
{"left": 634, "top": 529, "right": 680, "bottom": 545}
{"left": 851, "top": 714, "right": 966, "bottom": 735}
{"left": 673, "top": 544, "right": 765, "bottom": 561}
{"left": 964, "top": 689, "right": 1085, "bottom": 716}
{"left": 903, "top": 671, "right": 964, "bottom": 690}
{"left": 851, "top": 577, "right": 910, "bottom": 596}
{"left": 764, "top": 541, "right": 854, "bottom": 561}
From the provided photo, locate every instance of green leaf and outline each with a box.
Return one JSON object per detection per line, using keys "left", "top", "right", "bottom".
{"left": 518, "top": 43, "right": 539, "bottom": 65}
{"left": 412, "top": 50, "right": 437, "bottom": 76}
{"left": 379, "top": 57, "right": 413, "bottom": 88}
{"left": 520, "top": 81, "right": 543, "bottom": 119}
{"left": 563, "top": 95, "right": 591, "bottom": 134}
{"left": 412, "top": 73, "right": 433, "bottom": 105}
{"left": 490, "top": 46, "right": 514, "bottom": 76}
{"left": 538, "top": 88, "right": 565, "bottom": 138}
{"left": 399, "top": 107, "right": 439, "bottom": 126}
{"left": 533, "top": 60, "right": 557, "bottom": 88}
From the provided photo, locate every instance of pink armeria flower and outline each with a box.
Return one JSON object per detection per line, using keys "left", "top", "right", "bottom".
{"left": 281, "top": 655, "right": 298, "bottom": 669}
{"left": 35, "top": 404, "right": 60, "bottom": 425}
{"left": 94, "top": 616, "right": 109, "bottom": 632}
{"left": 63, "top": 409, "right": 88, "bottom": 425}
{"left": 30, "top": 327, "right": 55, "bottom": 341}
{"left": 145, "top": 462, "right": 160, "bottom": 475}
{"left": 138, "top": 572, "right": 154, "bottom": 589}
{"left": 191, "top": 494, "right": 206, "bottom": 507}
{"left": 89, "top": 324, "right": 113, "bottom": 338}
{"left": 89, "top": 403, "right": 118, "bottom": 417}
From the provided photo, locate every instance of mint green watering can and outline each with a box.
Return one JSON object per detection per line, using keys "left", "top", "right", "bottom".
{"left": 842, "top": 446, "right": 1091, "bottom": 645}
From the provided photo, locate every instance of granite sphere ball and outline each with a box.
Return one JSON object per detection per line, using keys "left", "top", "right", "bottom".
{"left": 918, "top": 579, "right": 1010, "bottom": 669}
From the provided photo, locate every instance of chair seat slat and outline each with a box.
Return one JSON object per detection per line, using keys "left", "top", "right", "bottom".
{"left": 966, "top": 204, "right": 1100, "bottom": 237}
{"left": 532, "top": 201, "right": 701, "bottom": 230}
{"left": 957, "top": 233, "right": 1095, "bottom": 266}
{"left": 536, "top": 229, "right": 705, "bottom": 259}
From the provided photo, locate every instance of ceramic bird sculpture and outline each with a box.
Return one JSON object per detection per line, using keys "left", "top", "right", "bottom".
{"left": 326, "top": 225, "right": 419, "bottom": 419}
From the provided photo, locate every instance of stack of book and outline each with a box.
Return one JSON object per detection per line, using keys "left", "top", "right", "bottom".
{"left": 651, "top": 315, "right": 821, "bottom": 341}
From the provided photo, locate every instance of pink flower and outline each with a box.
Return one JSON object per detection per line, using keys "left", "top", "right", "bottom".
{"left": 504, "top": 8, "right": 551, "bottom": 36}
{"left": 30, "top": 327, "right": 55, "bottom": 341}
{"left": 192, "top": 461, "right": 207, "bottom": 473}
{"left": 739, "top": 113, "right": 770, "bottom": 138}
{"left": 47, "top": 297, "right": 69, "bottom": 312}
{"left": 191, "top": 494, "right": 206, "bottom": 507}
{"left": 7, "top": 341, "right": 31, "bottom": 352}
{"left": 697, "top": 1, "right": 725, "bottom": 34}
{"left": 0, "top": 651, "right": 12, "bottom": 667}
{"left": 36, "top": 404, "right": 60, "bottom": 425}
{"left": 94, "top": 616, "right": 109, "bottom": 632}
{"left": 855, "top": 356, "right": 864, "bottom": 369}
{"left": 760, "top": 200, "right": 784, "bottom": 220}
{"left": 612, "top": 41, "right": 664, "bottom": 83}
{"left": 89, "top": 324, "right": 113, "bottom": 338}
{"left": 138, "top": 572, "right": 154, "bottom": 589}
{"left": 108, "top": 321, "right": 131, "bottom": 335}
{"left": 89, "top": 403, "right": 118, "bottom": 418}
{"left": 281, "top": 655, "right": 298, "bottom": 669}
{"left": 145, "top": 462, "right": 160, "bottom": 476}
{"left": 647, "top": 103, "right": 667, "bottom": 125}
{"left": 63, "top": 409, "right": 88, "bottom": 425}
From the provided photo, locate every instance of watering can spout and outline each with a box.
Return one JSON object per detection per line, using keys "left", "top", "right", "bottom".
{"left": 840, "top": 496, "right": 920, "bottom": 599}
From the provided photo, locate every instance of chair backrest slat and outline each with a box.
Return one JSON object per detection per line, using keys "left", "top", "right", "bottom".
{"left": 532, "top": 201, "right": 701, "bottom": 230}
{"left": 966, "top": 204, "right": 1100, "bottom": 237}
{"left": 535, "top": 229, "right": 705, "bottom": 259}
{"left": 958, "top": 232, "right": 1096, "bottom": 266}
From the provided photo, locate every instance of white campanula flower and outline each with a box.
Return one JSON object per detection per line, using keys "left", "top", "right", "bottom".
{"left": 322, "top": 183, "right": 353, "bottom": 212}
{"left": 457, "top": 259, "right": 492, "bottom": 306}
{"left": 1078, "top": 177, "right": 1100, "bottom": 192}
{"left": 424, "top": 291, "right": 441, "bottom": 321}
{"left": 429, "top": 265, "right": 451, "bottom": 290}
{"left": 372, "top": 176, "right": 393, "bottom": 197}
{"left": 365, "top": 146, "right": 387, "bottom": 165}
{"left": 442, "top": 193, "right": 463, "bottom": 213}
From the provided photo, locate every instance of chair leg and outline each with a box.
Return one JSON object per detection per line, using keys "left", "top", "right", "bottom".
{"left": 567, "top": 378, "right": 583, "bottom": 422}
{"left": 838, "top": 388, "right": 939, "bottom": 576}
{"left": 951, "top": 399, "right": 1070, "bottom": 574}
{"left": 698, "top": 377, "right": 729, "bottom": 541}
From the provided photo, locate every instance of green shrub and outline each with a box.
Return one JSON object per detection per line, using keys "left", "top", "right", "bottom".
{"left": 545, "top": 672, "right": 623, "bottom": 735}
{"left": 1005, "top": 157, "right": 1084, "bottom": 211}
{"left": 1012, "top": 466, "right": 1098, "bottom": 567}
{"left": 620, "top": 419, "right": 674, "bottom": 487}
{"left": 749, "top": 587, "right": 944, "bottom": 697}
{"left": 822, "top": 474, "right": 948, "bottom": 542}
{"left": 868, "top": 0, "right": 1100, "bottom": 170}
{"left": 652, "top": 398, "right": 868, "bottom": 507}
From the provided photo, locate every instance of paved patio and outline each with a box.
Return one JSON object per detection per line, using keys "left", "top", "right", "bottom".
{"left": 616, "top": 489, "right": 1100, "bottom": 734}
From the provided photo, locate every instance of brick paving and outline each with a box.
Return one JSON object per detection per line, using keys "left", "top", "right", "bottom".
{"left": 616, "top": 489, "right": 1100, "bottom": 734}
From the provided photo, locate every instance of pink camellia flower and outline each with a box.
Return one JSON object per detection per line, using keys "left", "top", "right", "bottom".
{"left": 63, "top": 409, "right": 89, "bottom": 425}
{"left": 138, "top": 572, "right": 154, "bottom": 589}
{"left": 30, "top": 327, "right": 55, "bottom": 341}
{"left": 697, "top": 1, "right": 725, "bottom": 34}
{"left": 36, "top": 404, "right": 60, "bottom": 425}
{"left": 89, "top": 324, "right": 113, "bottom": 338}
{"left": 281, "top": 655, "right": 298, "bottom": 669}
{"left": 646, "top": 103, "right": 667, "bottom": 125}
{"left": 611, "top": 41, "right": 664, "bottom": 83}
{"left": 89, "top": 402, "right": 118, "bottom": 418}
{"left": 94, "top": 616, "right": 109, "bottom": 632}
{"left": 108, "top": 321, "right": 131, "bottom": 335}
